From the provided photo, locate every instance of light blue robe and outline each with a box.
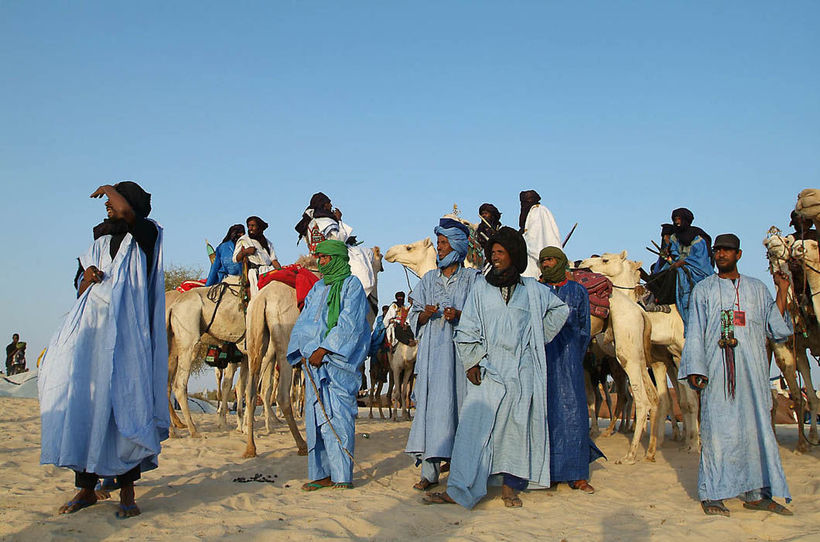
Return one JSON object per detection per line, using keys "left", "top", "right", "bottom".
{"left": 405, "top": 265, "right": 480, "bottom": 463}
{"left": 656, "top": 235, "right": 714, "bottom": 333}
{"left": 205, "top": 240, "right": 242, "bottom": 286}
{"left": 39, "top": 224, "right": 169, "bottom": 476}
{"left": 679, "top": 274, "right": 792, "bottom": 502}
{"left": 448, "top": 277, "right": 569, "bottom": 509}
{"left": 287, "top": 275, "right": 370, "bottom": 483}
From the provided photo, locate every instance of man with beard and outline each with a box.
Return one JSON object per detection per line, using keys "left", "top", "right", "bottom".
{"left": 423, "top": 227, "right": 568, "bottom": 508}
{"left": 476, "top": 203, "right": 502, "bottom": 253}
{"left": 538, "top": 247, "right": 604, "bottom": 494}
{"left": 405, "top": 218, "right": 480, "bottom": 492}
{"left": 233, "top": 215, "right": 281, "bottom": 296}
{"left": 39, "top": 181, "right": 168, "bottom": 518}
{"left": 680, "top": 234, "right": 793, "bottom": 517}
{"left": 654, "top": 208, "right": 714, "bottom": 333}
{"left": 287, "top": 240, "right": 370, "bottom": 491}
{"left": 519, "top": 190, "right": 561, "bottom": 278}
{"left": 382, "top": 291, "right": 409, "bottom": 352}
{"left": 206, "top": 224, "right": 245, "bottom": 286}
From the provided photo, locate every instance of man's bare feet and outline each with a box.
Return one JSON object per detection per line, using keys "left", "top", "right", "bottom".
{"left": 115, "top": 483, "right": 141, "bottom": 518}
{"left": 301, "top": 476, "right": 333, "bottom": 492}
{"left": 58, "top": 488, "right": 97, "bottom": 514}
{"left": 501, "top": 484, "right": 522, "bottom": 508}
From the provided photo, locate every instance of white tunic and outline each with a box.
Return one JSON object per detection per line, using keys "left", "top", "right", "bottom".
{"left": 522, "top": 204, "right": 561, "bottom": 278}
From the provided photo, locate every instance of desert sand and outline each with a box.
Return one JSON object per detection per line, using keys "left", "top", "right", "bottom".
{"left": 1, "top": 397, "right": 819, "bottom": 541}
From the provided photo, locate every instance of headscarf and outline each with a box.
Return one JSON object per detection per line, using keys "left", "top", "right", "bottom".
{"left": 433, "top": 217, "right": 469, "bottom": 268}
{"left": 484, "top": 226, "right": 527, "bottom": 287}
{"left": 92, "top": 181, "right": 153, "bottom": 258}
{"left": 315, "top": 240, "right": 351, "bottom": 336}
{"left": 295, "top": 192, "right": 338, "bottom": 238}
{"left": 670, "top": 208, "right": 713, "bottom": 264}
{"left": 222, "top": 224, "right": 245, "bottom": 244}
{"left": 246, "top": 215, "right": 272, "bottom": 253}
{"left": 478, "top": 203, "right": 501, "bottom": 226}
{"left": 477, "top": 203, "right": 502, "bottom": 250}
{"left": 519, "top": 189, "right": 541, "bottom": 232}
{"left": 539, "top": 246, "right": 569, "bottom": 284}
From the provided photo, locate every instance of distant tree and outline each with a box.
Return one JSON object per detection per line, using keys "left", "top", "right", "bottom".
{"left": 164, "top": 264, "right": 204, "bottom": 291}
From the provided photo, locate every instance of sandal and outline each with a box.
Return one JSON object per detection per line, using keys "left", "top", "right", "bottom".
{"left": 743, "top": 499, "right": 793, "bottom": 516}
{"left": 701, "top": 500, "right": 730, "bottom": 517}
{"left": 332, "top": 482, "right": 354, "bottom": 490}
{"left": 422, "top": 492, "right": 456, "bottom": 505}
{"left": 569, "top": 480, "right": 595, "bottom": 494}
{"left": 502, "top": 495, "right": 523, "bottom": 508}
{"left": 301, "top": 481, "right": 332, "bottom": 492}
{"left": 115, "top": 503, "right": 141, "bottom": 519}
{"left": 58, "top": 498, "right": 96, "bottom": 515}
{"left": 413, "top": 478, "right": 438, "bottom": 491}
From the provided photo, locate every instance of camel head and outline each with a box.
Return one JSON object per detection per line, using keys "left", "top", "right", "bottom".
{"left": 796, "top": 189, "right": 820, "bottom": 229}
{"left": 763, "top": 232, "right": 793, "bottom": 274}
{"left": 385, "top": 238, "right": 436, "bottom": 277}
{"left": 371, "top": 246, "right": 383, "bottom": 273}
{"left": 578, "top": 251, "right": 641, "bottom": 283}
{"left": 791, "top": 239, "right": 819, "bottom": 265}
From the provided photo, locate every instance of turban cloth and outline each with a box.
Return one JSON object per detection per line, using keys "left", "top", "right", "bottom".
{"left": 433, "top": 218, "right": 470, "bottom": 268}
{"left": 539, "top": 246, "right": 569, "bottom": 284}
{"left": 315, "top": 240, "right": 351, "bottom": 336}
{"left": 485, "top": 226, "right": 528, "bottom": 275}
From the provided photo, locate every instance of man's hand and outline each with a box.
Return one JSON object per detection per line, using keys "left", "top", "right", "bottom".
{"left": 245, "top": 246, "right": 257, "bottom": 256}
{"left": 687, "top": 374, "right": 708, "bottom": 391}
{"left": 670, "top": 259, "right": 685, "bottom": 269}
{"left": 83, "top": 266, "right": 103, "bottom": 283}
{"left": 308, "top": 347, "right": 329, "bottom": 368}
{"left": 418, "top": 304, "right": 439, "bottom": 326}
{"left": 773, "top": 270, "right": 790, "bottom": 292}
{"left": 466, "top": 365, "right": 481, "bottom": 386}
{"left": 443, "top": 307, "right": 461, "bottom": 322}
{"left": 90, "top": 185, "right": 114, "bottom": 199}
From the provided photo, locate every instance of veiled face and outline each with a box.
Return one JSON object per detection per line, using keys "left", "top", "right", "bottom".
{"left": 540, "top": 256, "right": 559, "bottom": 271}
{"left": 480, "top": 210, "right": 493, "bottom": 222}
{"left": 318, "top": 254, "right": 332, "bottom": 267}
{"left": 491, "top": 243, "right": 511, "bottom": 271}
{"left": 437, "top": 234, "right": 453, "bottom": 260}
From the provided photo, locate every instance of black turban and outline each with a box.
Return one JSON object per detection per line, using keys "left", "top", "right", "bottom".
{"left": 519, "top": 190, "right": 542, "bottom": 231}
{"left": 485, "top": 226, "right": 528, "bottom": 287}
{"left": 671, "top": 207, "right": 694, "bottom": 227}
{"left": 246, "top": 215, "right": 268, "bottom": 231}
{"left": 222, "top": 224, "right": 245, "bottom": 244}
{"left": 295, "top": 192, "right": 336, "bottom": 238}
{"left": 114, "top": 181, "right": 152, "bottom": 219}
{"left": 310, "top": 192, "right": 331, "bottom": 211}
{"left": 479, "top": 203, "right": 501, "bottom": 224}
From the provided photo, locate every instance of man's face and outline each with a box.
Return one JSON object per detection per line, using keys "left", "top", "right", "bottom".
{"left": 673, "top": 215, "right": 683, "bottom": 227}
{"left": 324, "top": 201, "right": 333, "bottom": 212}
{"left": 437, "top": 234, "right": 453, "bottom": 260}
{"left": 231, "top": 226, "right": 245, "bottom": 243}
{"left": 491, "top": 243, "right": 511, "bottom": 271}
{"left": 540, "top": 256, "right": 558, "bottom": 272}
{"left": 714, "top": 247, "right": 741, "bottom": 273}
{"left": 247, "top": 219, "right": 260, "bottom": 236}
{"left": 480, "top": 210, "right": 492, "bottom": 222}
{"left": 105, "top": 199, "right": 125, "bottom": 220}
{"left": 12, "top": 334, "right": 18, "bottom": 343}
{"left": 395, "top": 294, "right": 405, "bottom": 306}
{"left": 318, "top": 253, "right": 332, "bottom": 267}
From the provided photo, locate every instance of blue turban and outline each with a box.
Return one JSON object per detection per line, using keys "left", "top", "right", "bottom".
{"left": 433, "top": 218, "right": 470, "bottom": 268}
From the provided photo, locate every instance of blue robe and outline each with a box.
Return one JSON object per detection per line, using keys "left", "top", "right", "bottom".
{"left": 448, "top": 277, "right": 569, "bottom": 509}
{"left": 655, "top": 235, "right": 714, "bottom": 333}
{"left": 543, "top": 280, "right": 604, "bottom": 482}
{"left": 205, "top": 240, "right": 243, "bottom": 286}
{"left": 39, "top": 223, "right": 169, "bottom": 476}
{"left": 287, "top": 275, "right": 370, "bottom": 483}
{"left": 405, "top": 265, "right": 480, "bottom": 463}
{"left": 368, "top": 316, "right": 386, "bottom": 358}
{"left": 679, "top": 274, "right": 792, "bottom": 502}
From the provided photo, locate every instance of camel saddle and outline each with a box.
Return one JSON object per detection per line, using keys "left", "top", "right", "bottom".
{"left": 572, "top": 270, "right": 612, "bottom": 319}
{"left": 394, "top": 323, "right": 416, "bottom": 346}
{"left": 257, "top": 264, "right": 320, "bottom": 310}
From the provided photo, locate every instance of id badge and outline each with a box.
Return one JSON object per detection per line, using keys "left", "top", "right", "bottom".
{"left": 733, "top": 310, "right": 746, "bottom": 327}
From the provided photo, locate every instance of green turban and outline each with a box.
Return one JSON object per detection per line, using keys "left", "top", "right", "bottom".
{"left": 539, "top": 246, "right": 569, "bottom": 284}
{"left": 315, "top": 240, "right": 351, "bottom": 336}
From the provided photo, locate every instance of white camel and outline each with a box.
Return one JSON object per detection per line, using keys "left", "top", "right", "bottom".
{"left": 215, "top": 360, "right": 248, "bottom": 433}
{"left": 388, "top": 341, "right": 417, "bottom": 421}
{"left": 580, "top": 252, "right": 700, "bottom": 453}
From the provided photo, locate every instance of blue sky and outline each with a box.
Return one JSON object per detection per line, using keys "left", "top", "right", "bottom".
{"left": 2, "top": 2, "right": 818, "bottom": 389}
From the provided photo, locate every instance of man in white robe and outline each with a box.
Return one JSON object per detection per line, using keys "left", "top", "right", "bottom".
{"left": 233, "top": 215, "right": 280, "bottom": 296}
{"left": 519, "top": 189, "right": 561, "bottom": 278}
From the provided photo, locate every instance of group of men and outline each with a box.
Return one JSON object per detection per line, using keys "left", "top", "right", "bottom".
{"left": 35, "top": 181, "right": 798, "bottom": 519}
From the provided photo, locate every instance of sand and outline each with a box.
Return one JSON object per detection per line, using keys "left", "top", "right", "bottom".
{"left": 1, "top": 397, "right": 819, "bottom": 541}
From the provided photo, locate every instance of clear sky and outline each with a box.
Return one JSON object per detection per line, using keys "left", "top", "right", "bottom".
{"left": 2, "top": 2, "right": 818, "bottom": 390}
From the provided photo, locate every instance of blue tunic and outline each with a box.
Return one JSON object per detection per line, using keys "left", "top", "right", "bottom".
{"left": 287, "top": 275, "right": 370, "bottom": 483}
{"left": 679, "top": 274, "right": 792, "bottom": 502}
{"left": 39, "top": 224, "right": 169, "bottom": 476}
{"left": 543, "top": 280, "right": 605, "bottom": 482}
{"left": 368, "top": 316, "right": 386, "bottom": 358}
{"left": 405, "top": 265, "right": 480, "bottom": 462}
{"left": 448, "top": 277, "right": 569, "bottom": 509}
{"left": 656, "top": 235, "right": 714, "bottom": 333}
{"left": 205, "top": 240, "right": 243, "bottom": 286}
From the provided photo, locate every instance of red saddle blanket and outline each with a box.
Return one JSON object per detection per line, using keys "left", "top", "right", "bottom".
{"left": 176, "top": 279, "right": 207, "bottom": 292}
{"left": 572, "top": 270, "right": 612, "bottom": 319}
{"left": 257, "top": 265, "right": 320, "bottom": 310}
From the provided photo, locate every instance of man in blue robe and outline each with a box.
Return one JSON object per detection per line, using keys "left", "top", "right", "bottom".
{"left": 424, "top": 227, "right": 568, "bottom": 508}
{"left": 539, "top": 246, "right": 604, "bottom": 493}
{"left": 39, "top": 182, "right": 168, "bottom": 518}
{"left": 405, "top": 218, "right": 480, "bottom": 491}
{"left": 205, "top": 224, "right": 245, "bottom": 286}
{"left": 653, "top": 208, "right": 714, "bottom": 333}
{"left": 287, "top": 240, "right": 370, "bottom": 490}
{"left": 680, "top": 234, "right": 793, "bottom": 517}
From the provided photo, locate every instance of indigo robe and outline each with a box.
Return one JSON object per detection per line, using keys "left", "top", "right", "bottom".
{"left": 543, "top": 280, "right": 604, "bottom": 482}
{"left": 448, "top": 277, "right": 569, "bottom": 509}
{"left": 679, "top": 274, "right": 792, "bottom": 502}
{"left": 39, "top": 223, "right": 169, "bottom": 476}
{"left": 656, "top": 235, "right": 714, "bottom": 333}
{"left": 405, "top": 265, "right": 480, "bottom": 462}
{"left": 287, "top": 275, "right": 370, "bottom": 483}
{"left": 205, "top": 240, "right": 242, "bottom": 286}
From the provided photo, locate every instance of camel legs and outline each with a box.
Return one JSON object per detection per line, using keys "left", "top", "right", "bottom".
{"left": 771, "top": 341, "right": 809, "bottom": 453}
{"left": 649, "top": 360, "right": 670, "bottom": 449}
{"left": 585, "top": 371, "right": 600, "bottom": 438}
{"left": 172, "top": 343, "right": 201, "bottom": 438}
{"left": 402, "top": 364, "right": 413, "bottom": 420}
{"left": 235, "top": 360, "right": 247, "bottom": 432}
{"left": 260, "top": 357, "right": 280, "bottom": 433}
{"left": 274, "top": 354, "right": 307, "bottom": 455}
{"left": 217, "top": 362, "right": 239, "bottom": 430}
{"left": 796, "top": 348, "right": 820, "bottom": 444}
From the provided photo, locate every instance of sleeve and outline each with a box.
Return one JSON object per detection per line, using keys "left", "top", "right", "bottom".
{"left": 221, "top": 243, "right": 243, "bottom": 276}
{"left": 763, "top": 285, "right": 793, "bottom": 343}
{"left": 678, "top": 283, "right": 709, "bottom": 379}
{"left": 407, "top": 272, "right": 433, "bottom": 336}
{"left": 542, "top": 287, "right": 569, "bottom": 343}
{"left": 232, "top": 238, "right": 245, "bottom": 263}
{"left": 319, "top": 278, "right": 370, "bottom": 371}
{"left": 265, "top": 237, "right": 276, "bottom": 261}
{"left": 574, "top": 283, "right": 591, "bottom": 350}
{"left": 454, "top": 285, "right": 488, "bottom": 371}
{"left": 205, "top": 255, "right": 222, "bottom": 286}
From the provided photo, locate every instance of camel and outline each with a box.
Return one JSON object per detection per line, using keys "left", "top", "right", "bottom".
{"left": 796, "top": 188, "right": 820, "bottom": 230}
{"left": 384, "top": 232, "right": 482, "bottom": 280}
{"left": 388, "top": 341, "right": 417, "bottom": 421}
{"left": 215, "top": 360, "right": 248, "bottom": 433}
{"left": 580, "top": 252, "right": 700, "bottom": 453}
{"left": 368, "top": 347, "right": 392, "bottom": 419}
{"left": 166, "top": 276, "right": 248, "bottom": 437}
{"left": 585, "top": 333, "right": 634, "bottom": 438}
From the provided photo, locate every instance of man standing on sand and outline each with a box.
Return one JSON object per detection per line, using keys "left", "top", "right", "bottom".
{"left": 38, "top": 181, "right": 168, "bottom": 518}
{"left": 287, "top": 240, "right": 370, "bottom": 491}
{"left": 680, "top": 233, "right": 793, "bottom": 517}
{"left": 424, "top": 227, "right": 568, "bottom": 508}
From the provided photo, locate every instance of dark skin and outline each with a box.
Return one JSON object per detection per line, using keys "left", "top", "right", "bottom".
{"left": 539, "top": 256, "right": 571, "bottom": 284}
{"left": 235, "top": 218, "right": 282, "bottom": 269}
{"left": 418, "top": 235, "right": 462, "bottom": 326}
{"left": 60, "top": 186, "right": 141, "bottom": 516}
